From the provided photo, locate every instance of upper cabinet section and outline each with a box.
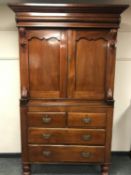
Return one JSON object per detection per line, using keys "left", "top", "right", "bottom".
{"left": 8, "top": 3, "right": 129, "bottom": 29}
{"left": 8, "top": 3, "right": 129, "bottom": 103}
{"left": 19, "top": 28, "right": 117, "bottom": 101}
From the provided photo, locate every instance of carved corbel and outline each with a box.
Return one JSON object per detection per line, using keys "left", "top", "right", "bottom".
{"left": 21, "top": 86, "right": 28, "bottom": 98}
{"left": 107, "top": 88, "right": 113, "bottom": 99}
{"left": 108, "top": 39, "right": 116, "bottom": 48}
{"left": 20, "top": 86, "right": 29, "bottom": 106}
{"left": 108, "top": 29, "right": 117, "bottom": 48}
{"left": 19, "top": 27, "right": 27, "bottom": 48}
{"left": 105, "top": 88, "right": 114, "bottom": 105}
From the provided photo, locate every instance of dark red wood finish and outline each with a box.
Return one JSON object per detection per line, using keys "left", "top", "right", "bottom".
{"left": 29, "top": 145, "right": 105, "bottom": 163}
{"left": 9, "top": 3, "right": 129, "bottom": 175}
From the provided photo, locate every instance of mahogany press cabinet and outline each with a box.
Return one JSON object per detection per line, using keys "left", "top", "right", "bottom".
{"left": 9, "top": 3, "right": 128, "bottom": 175}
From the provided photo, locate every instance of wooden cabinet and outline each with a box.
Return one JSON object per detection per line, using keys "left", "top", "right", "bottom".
{"left": 9, "top": 3, "right": 128, "bottom": 175}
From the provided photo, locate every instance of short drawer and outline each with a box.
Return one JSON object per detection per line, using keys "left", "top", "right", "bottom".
{"left": 28, "top": 128, "right": 105, "bottom": 145}
{"left": 29, "top": 145, "right": 105, "bottom": 163}
{"left": 28, "top": 112, "right": 66, "bottom": 128}
{"left": 68, "top": 113, "right": 106, "bottom": 128}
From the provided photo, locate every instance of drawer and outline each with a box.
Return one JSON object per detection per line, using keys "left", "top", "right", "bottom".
{"left": 28, "top": 128, "right": 105, "bottom": 145}
{"left": 68, "top": 113, "right": 106, "bottom": 128}
{"left": 28, "top": 112, "right": 66, "bottom": 128}
{"left": 29, "top": 145, "right": 105, "bottom": 163}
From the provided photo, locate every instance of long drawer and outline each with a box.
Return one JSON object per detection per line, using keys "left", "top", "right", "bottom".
{"left": 28, "top": 128, "right": 105, "bottom": 145}
{"left": 68, "top": 112, "right": 106, "bottom": 128}
{"left": 29, "top": 145, "right": 105, "bottom": 163}
{"left": 28, "top": 112, "right": 66, "bottom": 128}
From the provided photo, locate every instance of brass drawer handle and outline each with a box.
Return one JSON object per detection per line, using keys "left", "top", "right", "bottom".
{"left": 43, "top": 150, "right": 52, "bottom": 157}
{"left": 42, "top": 115, "right": 52, "bottom": 123}
{"left": 81, "top": 152, "right": 91, "bottom": 158}
{"left": 82, "top": 117, "right": 92, "bottom": 124}
{"left": 82, "top": 134, "right": 92, "bottom": 141}
{"left": 42, "top": 133, "right": 52, "bottom": 139}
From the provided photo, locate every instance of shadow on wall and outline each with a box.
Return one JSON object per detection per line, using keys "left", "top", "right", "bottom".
{"left": 120, "top": 22, "right": 131, "bottom": 31}
{"left": 120, "top": 6, "right": 131, "bottom": 31}
{"left": 113, "top": 100, "right": 131, "bottom": 150}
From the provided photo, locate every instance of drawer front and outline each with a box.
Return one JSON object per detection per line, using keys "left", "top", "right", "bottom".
{"left": 28, "top": 112, "right": 66, "bottom": 128}
{"left": 28, "top": 128, "right": 105, "bottom": 145}
{"left": 68, "top": 113, "right": 106, "bottom": 128}
{"left": 29, "top": 145, "right": 105, "bottom": 163}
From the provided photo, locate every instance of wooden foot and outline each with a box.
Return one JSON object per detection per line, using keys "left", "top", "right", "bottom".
{"left": 101, "top": 164, "right": 109, "bottom": 175}
{"left": 23, "top": 163, "right": 31, "bottom": 175}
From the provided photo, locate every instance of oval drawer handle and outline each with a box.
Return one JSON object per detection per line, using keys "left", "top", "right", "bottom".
{"left": 42, "top": 115, "right": 52, "bottom": 124}
{"left": 82, "top": 117, "right": 92, "bottom": 124}
{"left": 43, "top": 150, "right": 52, "bottom": 157}
{"left": 81, "top": 152, "right": 91, "bottom": 158}
{"left": 42, "top": 133, "right": 52, "bottom": 139}
{"left": 82, "top": 134, "right": 92, "bottom": 141}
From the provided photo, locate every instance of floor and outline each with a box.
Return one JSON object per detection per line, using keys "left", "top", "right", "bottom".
{"left": 0, "top": 155, "right": 131, "bottom": 175}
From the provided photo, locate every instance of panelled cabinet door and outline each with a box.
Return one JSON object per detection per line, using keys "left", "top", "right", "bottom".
{"left": 27, "top": 30, "right": 67, "bottom": 98}
{"left": 68, "top": 30, "right": 116, "bottom": 100}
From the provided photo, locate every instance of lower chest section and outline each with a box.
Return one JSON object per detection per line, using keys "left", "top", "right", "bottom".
{"left": 23, "top": 103, "right": 113, "bottom": 163}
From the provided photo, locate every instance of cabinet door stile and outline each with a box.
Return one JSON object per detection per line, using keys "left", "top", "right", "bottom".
{"left": 60, "top": 31, "right": 68, "bottom": 98}
{"left": 67, "top": 30, "right": 76, "bottom": 98}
